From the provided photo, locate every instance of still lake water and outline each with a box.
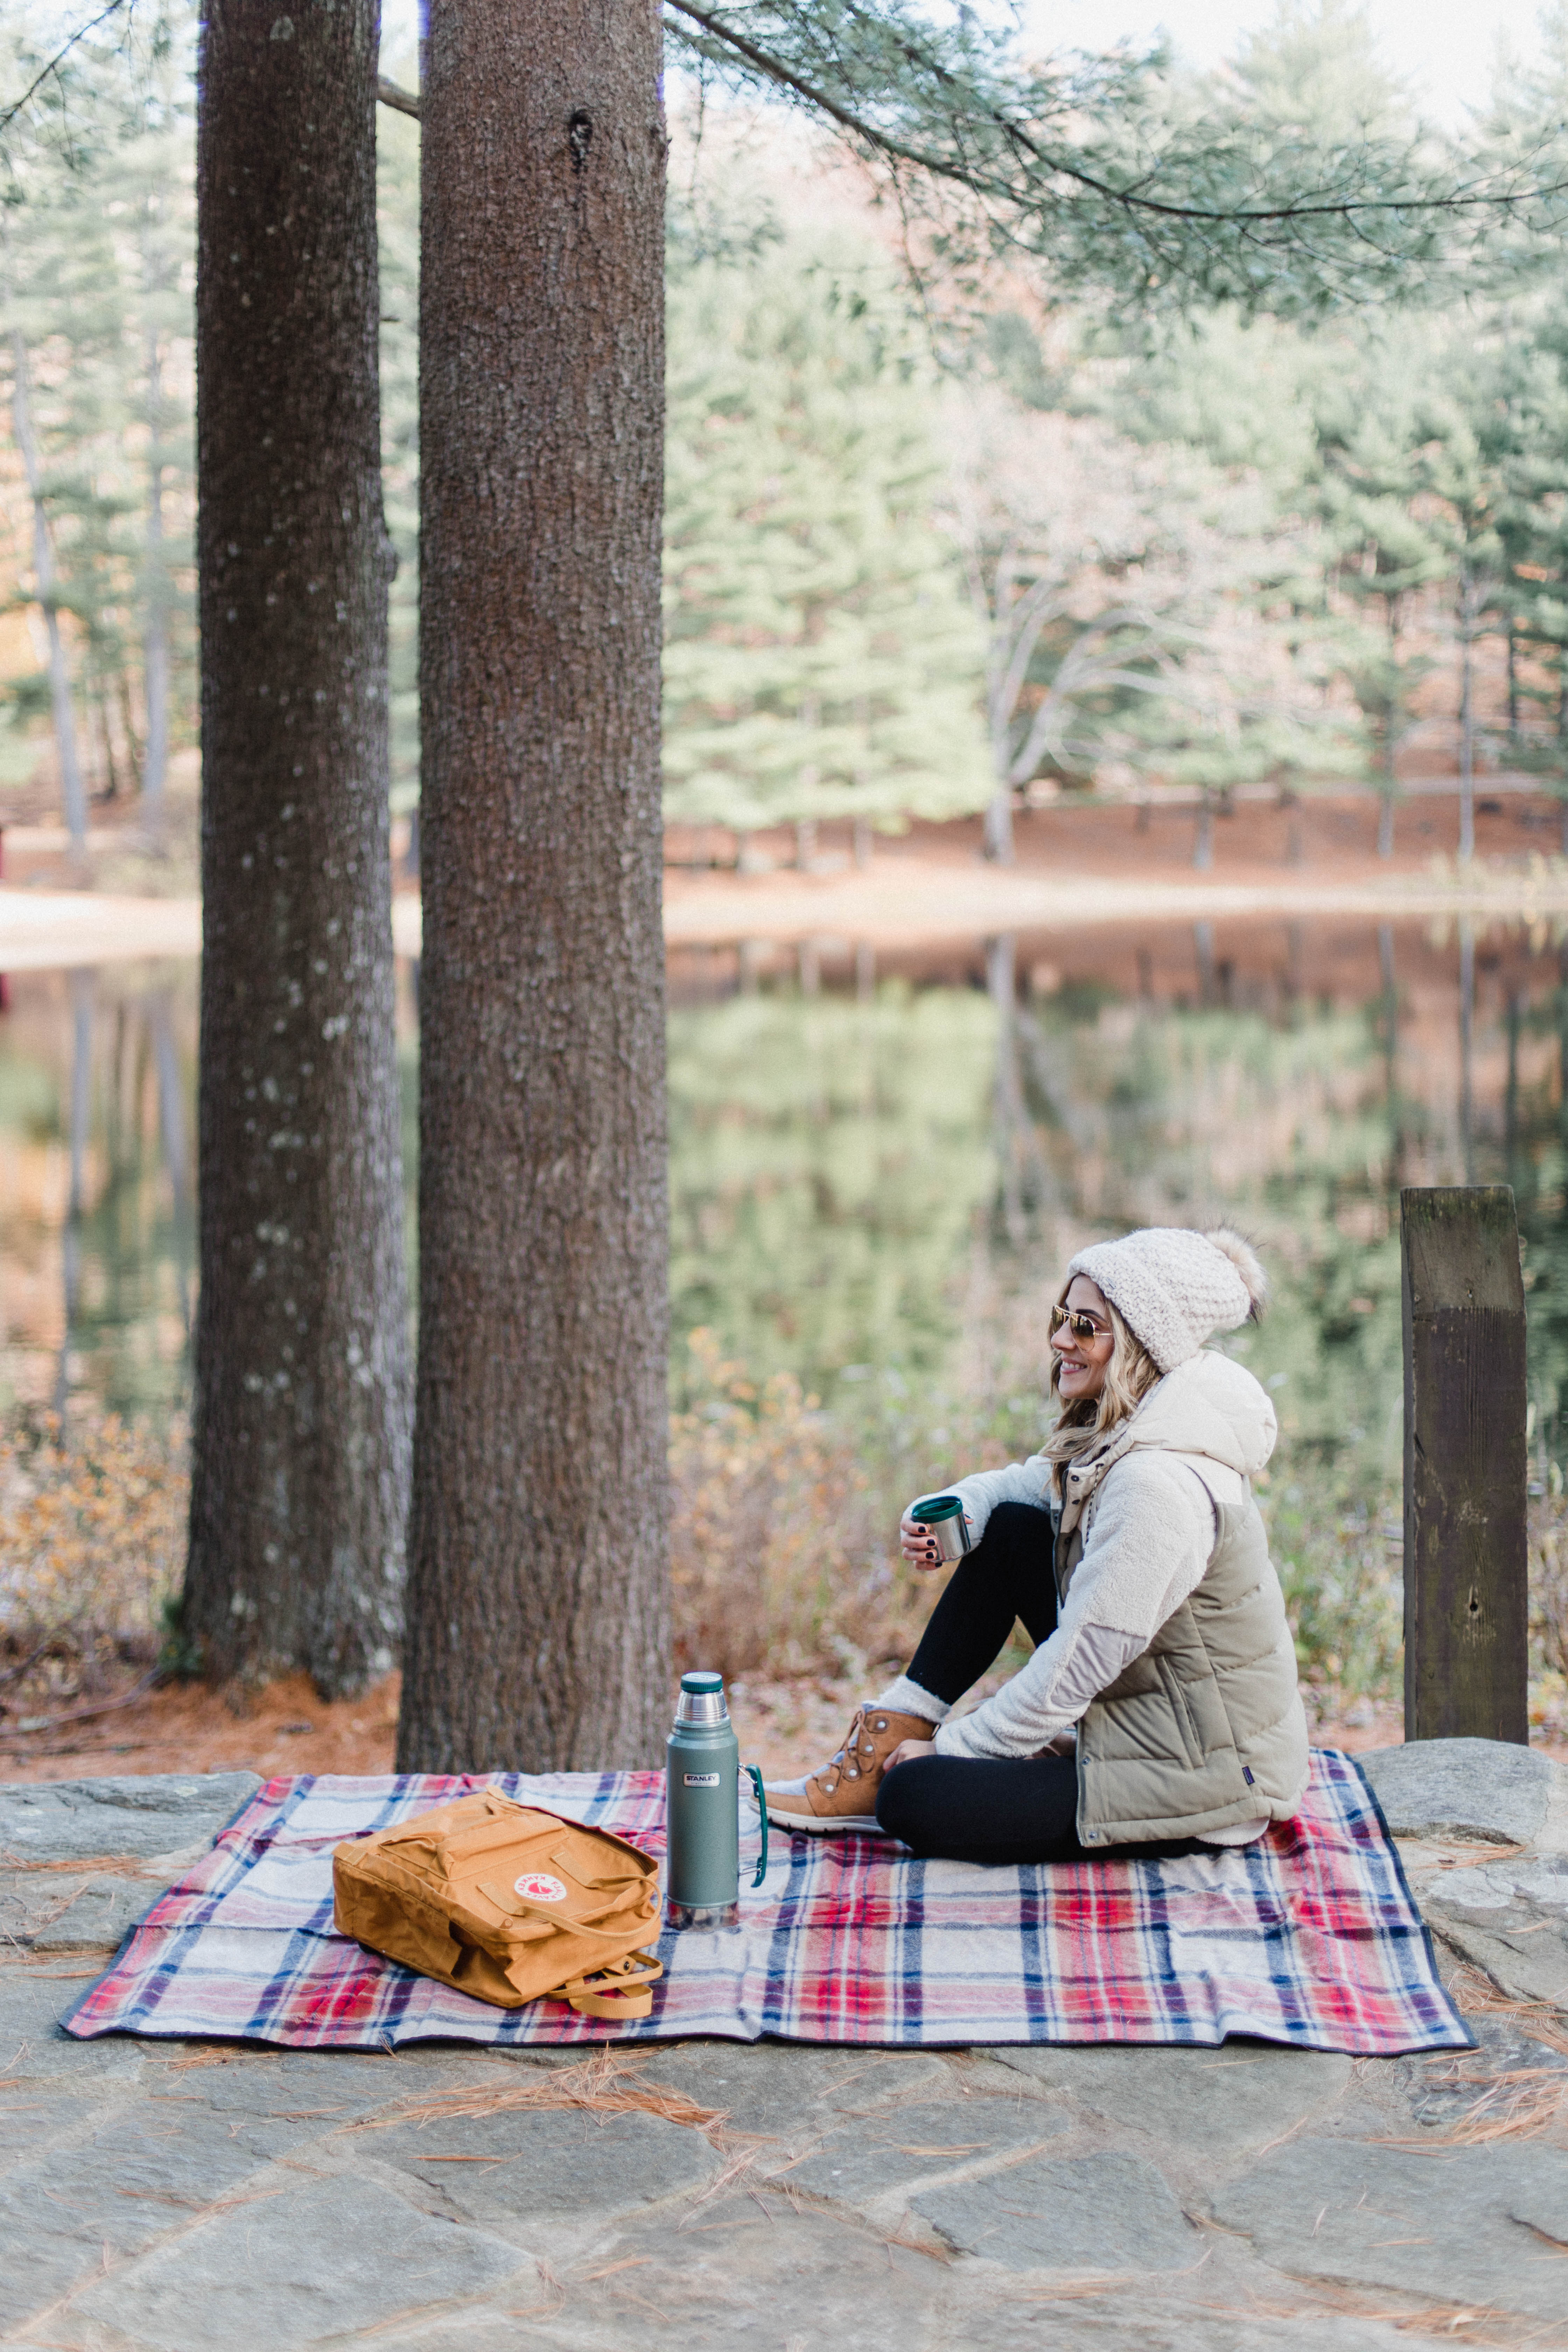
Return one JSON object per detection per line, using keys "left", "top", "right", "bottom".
{"left": 5, "top": 913, "right": 1568, "bottom": 1500}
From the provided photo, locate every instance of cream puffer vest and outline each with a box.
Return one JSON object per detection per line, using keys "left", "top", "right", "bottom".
{"left": 1056, "top": 1402, "right": 1309, "bottom": 1848}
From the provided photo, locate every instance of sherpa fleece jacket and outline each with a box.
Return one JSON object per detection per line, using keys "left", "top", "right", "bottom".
{"left": 885, "top": 1352, "right": 1281, "bottom": 1832}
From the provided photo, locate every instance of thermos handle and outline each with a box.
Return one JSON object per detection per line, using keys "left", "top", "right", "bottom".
{"left": 745, "top": 1764, "right": 768, "bottom": 1888}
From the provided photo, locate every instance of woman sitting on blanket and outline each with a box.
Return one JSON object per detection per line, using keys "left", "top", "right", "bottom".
{"left": 762, "top": 1225, "right": 1309, "bottom": 1866}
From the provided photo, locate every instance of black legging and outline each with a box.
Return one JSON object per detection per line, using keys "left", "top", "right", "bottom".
{"left": 904, "top": 1499, "right": 1060, "bottom": 1696}
{"left": 875, "top": 1501, "right": 1200, "bottom": 1867}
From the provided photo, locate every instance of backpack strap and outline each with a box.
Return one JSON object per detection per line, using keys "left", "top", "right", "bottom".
{"left": 558, "top": 1949, "right": 663, "bottom": 2020}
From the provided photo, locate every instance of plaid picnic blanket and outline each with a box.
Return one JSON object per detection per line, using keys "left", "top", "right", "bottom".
{"left": 63, "top": 1749, "right": 1469, "bottom": 2055}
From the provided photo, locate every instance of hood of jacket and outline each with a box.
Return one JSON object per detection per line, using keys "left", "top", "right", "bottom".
{"left": 1118, "top": 1348, "right": 1276, "bottom": 1479}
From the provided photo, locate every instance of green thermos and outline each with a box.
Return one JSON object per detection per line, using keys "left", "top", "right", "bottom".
{"left": 665, "top": 1671, "right": 768, "bottom": 1930}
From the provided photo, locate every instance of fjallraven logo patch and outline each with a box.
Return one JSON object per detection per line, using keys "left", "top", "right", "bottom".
{"left": 513, "top": 1872, "right": 568, "bottom": 1903}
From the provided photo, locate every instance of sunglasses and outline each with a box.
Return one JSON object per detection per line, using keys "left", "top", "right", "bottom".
{"left": 1050, "top": 1304, "right": 1111, "bottom": 1343}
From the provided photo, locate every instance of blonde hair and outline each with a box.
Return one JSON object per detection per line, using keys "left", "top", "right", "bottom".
{"left": 1042, "top": 1280, "right": 1162, "bottom": 1491}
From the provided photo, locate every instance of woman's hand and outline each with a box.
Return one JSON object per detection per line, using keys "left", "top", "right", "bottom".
{"left": 899, "top": 1508, "right": 972, "bottom": 1568}
{"left": 884, "top": 1737, "right": 937, "bottom": 1771}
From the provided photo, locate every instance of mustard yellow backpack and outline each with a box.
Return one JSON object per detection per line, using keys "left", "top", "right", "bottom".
{"left": 333, "top": 1788, "right": 663, "bottom": 2018}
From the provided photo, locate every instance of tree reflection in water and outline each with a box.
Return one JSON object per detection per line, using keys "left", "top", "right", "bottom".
{"left": 5, "top": 918, "right": 1568, "bottom": 1484}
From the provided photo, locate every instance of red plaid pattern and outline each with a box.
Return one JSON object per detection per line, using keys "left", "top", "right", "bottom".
{"left": 62, "top": 1750, "right": 1469, "bottom": 2055}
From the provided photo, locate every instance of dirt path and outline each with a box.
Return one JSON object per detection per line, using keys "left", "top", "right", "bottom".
{"left": 18, "top": 1659, "right": 1561, "bottom": 1791}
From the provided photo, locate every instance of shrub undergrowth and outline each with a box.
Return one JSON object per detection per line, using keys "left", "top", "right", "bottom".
{"left": 6, "top": 1360, "right": 1567, "bottom": 1739}
{"left": 0, "top": 1405, "right": 187, "bottom": 1700}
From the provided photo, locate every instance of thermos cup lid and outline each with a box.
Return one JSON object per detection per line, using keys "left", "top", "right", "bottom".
{"left": 911, "top": 1494, "right": 964, "bottom": 1521}
{"left": 675, "top": 1669, "right": 729, "bottom": 1725}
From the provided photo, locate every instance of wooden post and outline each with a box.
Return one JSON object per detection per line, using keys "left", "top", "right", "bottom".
{"left": 1402, "top": 1186, "right": 1529, "bottom": 1744}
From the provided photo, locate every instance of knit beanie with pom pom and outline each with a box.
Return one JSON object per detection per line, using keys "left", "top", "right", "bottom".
{"left": 1065, "top": 1226, "right": 1267, "bottom": 1374}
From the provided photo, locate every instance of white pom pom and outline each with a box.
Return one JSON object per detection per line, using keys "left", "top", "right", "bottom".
{"left": 1203, "top": 1226, "right": 1268, "bottom": 1318}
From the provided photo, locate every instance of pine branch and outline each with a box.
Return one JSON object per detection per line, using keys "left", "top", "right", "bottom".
{"left": 378, "top": 75, "right": 420, "bottom": 121}
{"left": 0, "top": 0, "right": 134, "bottom": 139}
{"left": 662, "top": 0, "right": 1568, "bottom": 309}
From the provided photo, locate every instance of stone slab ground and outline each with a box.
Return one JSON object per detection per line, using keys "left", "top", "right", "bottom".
{"left": 2, "top": 1744, "right": 1565, "bottom": 2352}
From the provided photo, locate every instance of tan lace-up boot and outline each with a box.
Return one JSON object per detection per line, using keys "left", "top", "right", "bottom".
{"left": 760, "top": 1706, "right": 936, "bottom": 1834}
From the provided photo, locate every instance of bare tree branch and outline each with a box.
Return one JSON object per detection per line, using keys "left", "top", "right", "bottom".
{"left": 378, "top": 75, "right": 420, "bottom": 121}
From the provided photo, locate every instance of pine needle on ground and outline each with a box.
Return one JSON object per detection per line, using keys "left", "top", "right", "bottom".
{"left": 1386, "top": 2062, "right": 1568, "bottom": 2147}
{"left": 1187, "top": 2280, "right": 1568, "bottom": 2347}
{"left": 0, "top": 1853, "right": 151, "bottom": 1876}
{"left": 356, "top": 2048, "right": 727, "bottom": 2137}
{"left": 1448, "top": 1964, "right": 1568, "bottom": 2061}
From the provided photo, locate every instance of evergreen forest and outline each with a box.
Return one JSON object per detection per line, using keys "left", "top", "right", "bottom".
{"left": 10, "top": 2, "right": 1568, "bottom": 861}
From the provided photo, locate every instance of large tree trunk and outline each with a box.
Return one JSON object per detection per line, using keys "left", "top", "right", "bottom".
{"left": 183, "top": 0, "right": 411, "bottom": 1696}
{"left": 400, "top": 0, "right": 670, "bottom": 1772}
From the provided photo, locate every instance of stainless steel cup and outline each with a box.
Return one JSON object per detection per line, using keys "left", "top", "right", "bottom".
{"left": 910, "top": 1493, "right": 972, "bottom": 1562}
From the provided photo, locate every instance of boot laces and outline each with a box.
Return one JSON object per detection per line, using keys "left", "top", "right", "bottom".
{"left": 813, "top": 1706, "right": 886, "bottom": 1794}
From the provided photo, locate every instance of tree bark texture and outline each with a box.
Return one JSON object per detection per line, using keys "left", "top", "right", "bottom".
{"left": 185, "top": 0, "right": 411, "bottom": 1697}
{"left": 400, "top": 0, "right": 671, "bottom": 1772}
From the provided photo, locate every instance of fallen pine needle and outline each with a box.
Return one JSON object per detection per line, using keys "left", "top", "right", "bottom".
{"left": 0, "top": 1952, "right": 110, "bottom": 1971}
{"left": 1193, "top": 2276, "right": 1568, "bottom": 2345}
{"left": 883, "top": 2232, "right": 952, "bottom": 2265}
{"left": 0, "top": 1853, "right": 153, "bottom": 1877}
{"left": 676, "top": 2140, "right": 775, "bottom": 2224}
{"left": 608, "top": 2289, "right": 671, "bottom": 2325}
{"left": 1006, "top": 2249, "right": 1212, "bottom": 2303}
{"left": 506, "top": 2259, "right": 567, "bottom": 2319}
{"left": 3, "top": 1966, "right": 102, "bottom": 1980}
{"left": 1250, "top": 2110, "right": 1317, "bottom": 2161}
{"left": 355, "top": 2048, "right": 724, "bottom": 2137}
{"left": 1447, "top": 1965, "right": 1568, "bottom": 2062}
{"left": 1384, "top": 2062, "right": 1568, "bottom": 2147}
